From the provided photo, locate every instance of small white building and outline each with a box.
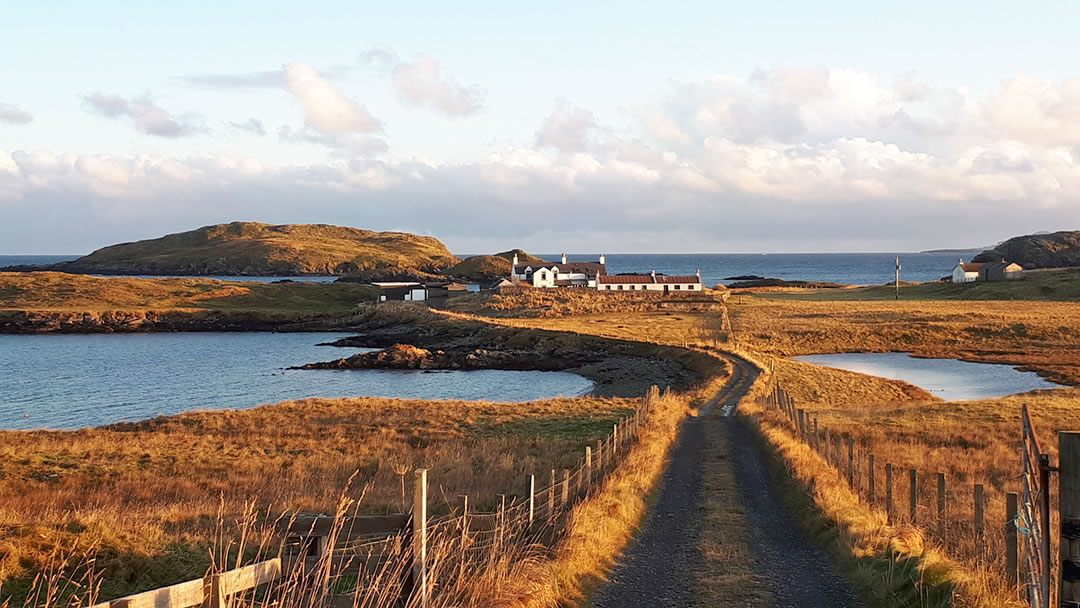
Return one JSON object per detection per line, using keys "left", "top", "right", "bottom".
{"left": 597, "top": 270, "right": 703, "bottom": 293}
{"left": 511, "top": 253, "right": 606, "bottom": 288}
{"left": 952, "top": 260, "right": 984, "bottom": 283}
{"left": 371, "top": 282, "right": 427, "bottom": 302}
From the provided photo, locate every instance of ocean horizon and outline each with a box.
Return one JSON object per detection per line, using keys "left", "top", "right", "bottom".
{"left": 1, "top": 250, "right": 980, "bottom": 287}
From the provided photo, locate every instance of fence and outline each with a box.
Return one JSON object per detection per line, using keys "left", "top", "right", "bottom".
{"left": 756, "top": 382, "right": 1080, "bottom": 608}
{"left": 87, "top": 387, "right": 660, "bottom": 608}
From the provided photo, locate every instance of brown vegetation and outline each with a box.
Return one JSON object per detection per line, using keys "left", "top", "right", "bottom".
{"left": 443, "top": 287, "right": 726, "bottom": 319}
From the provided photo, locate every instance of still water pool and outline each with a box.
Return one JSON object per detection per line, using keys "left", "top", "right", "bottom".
{"left": 793, "top": 352, "right": 1063, "bottom": 401}
{"left": 0, "top": 333, "right": 594, "bottom": 430}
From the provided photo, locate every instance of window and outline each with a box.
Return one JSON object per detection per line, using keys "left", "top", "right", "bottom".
{"left": 675, "top": 284, "right": 681, "bottom": 290}
{"left": 606, "top": 285, "right": 612, "bottom": 290}
{"left": 619, "top": 285, "right": 624, "bottom": 290}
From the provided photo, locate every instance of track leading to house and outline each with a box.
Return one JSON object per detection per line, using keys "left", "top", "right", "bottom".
{"left": 591, "top": 352, "right": 863, "bottom": 608}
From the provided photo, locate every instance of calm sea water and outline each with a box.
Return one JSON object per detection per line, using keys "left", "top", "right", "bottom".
{"left": 2, "top": 251, "right": 976, "bottom": 286}
{"left": 794, "top": 353, "right": 1063, "bottom": 401}
{"left": 0, "top": 333, "right": 593, "bottom": 430}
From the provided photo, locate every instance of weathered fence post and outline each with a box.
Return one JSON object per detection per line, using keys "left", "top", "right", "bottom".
{"left": 886, "top": 463, "right": 894, "bottom": 524}
{"left": 1006, "top": 492, "right": 1019, "bottom": 588}
{"left": 836, "top": 438, "right": 843, "bottom": 479}
{"left": 548, "top": 469, "right": 556, "bottom": 520}
{"left": 937, "top": 473, "right": 947, "bottom": 542}
{"left": 847, "top": 437, "right": 855, "bottom": 489}
{"left": 459, "top": 495, "right": 469, "bottom": 581}
{"left": 797, "top": 409, "right": 806, "bottom": 439}
{"left": 613, "top": 423, "right": 619, "bottom": 454}
{"left": 561, "top": 469, "right": 570, "bottom": 506}
{"left": 413, "top": 468, "right": 429, "bottom": 608}
{"left": 974, "top": 484, "right": 985, "bottom": 558}
{"left": 585, "top": 446, "right": 593, "bottom": 494}
{"left": 824, "top": 427, "right": 831, "bottom": 465}
{"left": 868, "top": 454, "right": 876, "bottom": 505}
{"left": 1060, "top": 432, "right": 1080, "bottom": 606}
{"left": 909, "top": 468, "right": 918, "bottom": 523}
{"left": 527, "top": 474, "right": 536, "bottom": 526}
{"left": 813, "top": 418, "right": 819, "bottom": 451}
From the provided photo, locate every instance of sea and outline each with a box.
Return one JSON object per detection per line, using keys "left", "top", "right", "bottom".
{"left": 1, "top": 251, "right": 978, "bottom": 286}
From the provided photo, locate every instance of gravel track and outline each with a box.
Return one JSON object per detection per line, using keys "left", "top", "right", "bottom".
{"left": 592, "top": 353, "right": 863, "bottom": 608}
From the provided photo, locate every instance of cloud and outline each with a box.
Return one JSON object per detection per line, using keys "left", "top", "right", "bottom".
{"left": 84, "top": 93, "right": 203, "bottom": 137}
{"left": 0, "top": 102, "right": 33, "bottom": 125}
{"left": 367, "top": 49, "right": 485, "bottom": 116}
{"left": 983, "top": 75, "right": 1080, "bottom": 146}
{"left": 227, "top": 118, "right": 267, "bottom": 136}
{"left": 175, "top": 70, "right": 286, "bottom": 89}
{"left": 535, "top": 101, "right": 596, "bottom": 153}
{"left": 283, "top": 62, "right": 381, "bottom": 135}
{"left": 277, "top": 126, "right": 388, "bottom": 156}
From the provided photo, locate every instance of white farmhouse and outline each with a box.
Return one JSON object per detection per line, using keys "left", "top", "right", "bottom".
{"left": 511, "top": 253, "right": 606, "bottom": 288}
{"left": 597, "top": 270, "right": 703, "bottom": 293}
{"left": 952, "top": 259, "right": 985, "bottom": 283}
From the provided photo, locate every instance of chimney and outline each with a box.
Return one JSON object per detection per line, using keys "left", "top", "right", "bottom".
{"left": 696, "top": 269, "right": 701, "bottom": 278}
{"left": 512, "top": 253, "right": 519, "bottom": 267}
{"left": 561, "top": 253, "right": 567, "bottom": 264}
{"left": 599, "top": 253, "right": 606, "bottom": 265}
{"left": 650, "top": 270, "right": 656, "bottom": 281}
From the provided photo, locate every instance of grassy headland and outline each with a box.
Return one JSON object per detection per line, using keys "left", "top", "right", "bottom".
{"left": 19, "top": 222, "right": 460, "bottom": 276}
{"left": 0, "top": 272, "right": 375, "bottom": 332}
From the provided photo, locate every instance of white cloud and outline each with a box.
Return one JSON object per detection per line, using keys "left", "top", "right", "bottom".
{"left": 0, "top": 102, "right": 33, "bottom": 125}
{"left": 983, "top": 75, "right": 1080, "bottom": 146}
{"left": 367, "top": 49, "right": 485, "bottom": 117}
{"left": 283, "top": 62, "right": 381, "bottom": 135}
{"left": 84, "top": 93, "right": 202, "bottom": 137}
{"left": 536, "top": 101, "right": 596, "bottom": 153}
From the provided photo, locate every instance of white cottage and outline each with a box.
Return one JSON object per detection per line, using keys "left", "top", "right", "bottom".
{"left": 511, "top": 254, "right": 606, "bottom": 288}
{"left": 597, "top": 270, "right": 703, "bottom": 293}
{"left": 951, "top": 259, "right": 984, "bottom": 283}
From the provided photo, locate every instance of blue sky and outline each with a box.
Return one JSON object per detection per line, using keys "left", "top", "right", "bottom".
{"left": 2, "top": 2, "right": 1080, "bottom": 253}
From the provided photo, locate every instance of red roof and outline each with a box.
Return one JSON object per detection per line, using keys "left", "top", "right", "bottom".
{"left": 597, "top": 274, "right": 701, "bottom": 284}
{"left": 959, "top": 263, "right": 985, "bottom": 272}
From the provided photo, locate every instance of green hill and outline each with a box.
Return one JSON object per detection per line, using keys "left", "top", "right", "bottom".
{"left": 46, "top": 222, "right": 460, "bottom": 276}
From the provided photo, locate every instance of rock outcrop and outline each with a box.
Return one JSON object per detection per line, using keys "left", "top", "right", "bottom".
{"left": 973, "top": 231, "right": 1080, "bottom": 269}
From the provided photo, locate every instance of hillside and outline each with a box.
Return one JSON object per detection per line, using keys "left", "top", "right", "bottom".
{"left": 39, "top": 222, "right": 460, "bottom": 276}
{"left": 445, "top": 249, "right": 546, "bottom": 279}
{"left": 972, "top": 230, "right": 1080, "bottom": 269}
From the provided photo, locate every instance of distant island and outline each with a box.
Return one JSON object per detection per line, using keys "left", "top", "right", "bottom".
{"left": 4, "top": 222, "right": 461, "bottom": 277}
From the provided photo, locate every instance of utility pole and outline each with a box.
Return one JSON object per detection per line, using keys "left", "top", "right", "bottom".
{"left": 895, "top": 256, "right": 901, "bottom": 301}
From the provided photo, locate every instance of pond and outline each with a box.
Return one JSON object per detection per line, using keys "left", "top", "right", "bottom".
{"left": 0, "top": 332, "right": 594, "bottom": 430}
{"left": 793, "top": 352, "right": 1064, "bottom": 401}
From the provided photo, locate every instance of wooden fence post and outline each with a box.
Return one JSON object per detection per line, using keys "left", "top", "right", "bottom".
{"left": 1006, "top": 492, "right": 1019, "bottom": 588}
{"left": 868, "top": 454, "right": 876, "bottom": 505}
{"left": 596, "top": 440, "right": 604, "bottom": 475}
{"left": 847, "top": 437, "right": 855, "bottom": 489}
{"left": 561, "top": 469, "right": 570, "bottom": 506}
{"left": 527, "top": 474, "right": 536, "bottom": 526}
{"left": 585, "top": 447, "right": 593, "bottom": 494}
{"left": 824, "top": 427, "right": 831, "bottom": 465}
{"left": 459, "top": 495, "right": 469, "bottom": 581}
{"left": 813, "top": 418, "right": 819, "bottom": 451}
{"left": 836, "top": 438, "right": 843, "bottom": 479}
{"left": 974, "top": 484, "right": 984, "bottom": 558}
{"left": 886, "top": 463, "right": 894, "bottom": 524}
{"left": 548, "top": 469, "right": 556, "bottom": 520}
{"left": 937, "top": 473, "right": 947, "bottom": 542}
{"left": 1059, "top": 432, "right": 1080, "bottom": 605}
{"left": 909, "top": 468, "right": 918, "bottom": 524}
{"left": 413, "top": 468, "right": 429, "bottom": 608}
{"left": 797, "top": 409, "right": 806, "bottom": 439}
{"left": 613, "top": 423, "right": 619, "bottom": 454}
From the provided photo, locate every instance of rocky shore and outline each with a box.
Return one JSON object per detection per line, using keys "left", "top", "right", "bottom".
{"left": 0, "top": 310, "right": 324, "bottom": 333}
{"left": 294, "top": 320, "right": 715, "bottom": 398}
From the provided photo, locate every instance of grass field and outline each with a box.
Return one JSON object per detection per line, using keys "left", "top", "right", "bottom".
{"left": 746, "top": 267, "right": 1080, "bottom": 301}
{"left": 0, "top": 272, "right": 374, "bottom": 314}
{"left": 0, "top": 395, "right": 638, "bottom": 602}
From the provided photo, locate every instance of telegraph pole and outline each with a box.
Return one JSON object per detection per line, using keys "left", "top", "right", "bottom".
{"left": 895, "top": 256, "right": 901, "bottom": 301}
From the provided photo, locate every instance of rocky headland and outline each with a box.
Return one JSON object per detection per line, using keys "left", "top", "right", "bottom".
{"left": 972, "top": 230, "right": 1080, "bottom": 269}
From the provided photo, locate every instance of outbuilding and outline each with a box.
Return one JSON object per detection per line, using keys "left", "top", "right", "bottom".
{"left": 597, "top": 270, "right": 703, "bottom": 293}
{"left": 979, "top": 260, "right": 1023, "bottom": 281}
{"left": 371, "top": 282, "right": 427, "bottom": 302}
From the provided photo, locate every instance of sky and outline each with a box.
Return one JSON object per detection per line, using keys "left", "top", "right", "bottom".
{"left": 2, "top": 1, "right": 1080, "bottom": 254}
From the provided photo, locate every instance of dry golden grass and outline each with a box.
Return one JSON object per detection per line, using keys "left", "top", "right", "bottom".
{"left": 0, "top": 272, "right": 373, "bottom": 315}
{"left": 725, "top": 295, "right": 1080, "bottom": 606}
{"left": 728, "top": 296, "right": 1080, "bottom": 384}
{"left": 0, "top": 395, "right": 635, "bottom": 602}
{"left": 443, "top": 287, "right": 726, "bottom": 319}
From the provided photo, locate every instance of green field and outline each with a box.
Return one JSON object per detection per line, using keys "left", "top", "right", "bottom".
{"left": 749, "top": 267, "right": 1080, "bottom": 301}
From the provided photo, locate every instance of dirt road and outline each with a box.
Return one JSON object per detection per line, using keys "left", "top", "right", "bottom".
{"left": 591, "top": 354, "right": 863, "bottom": 608}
